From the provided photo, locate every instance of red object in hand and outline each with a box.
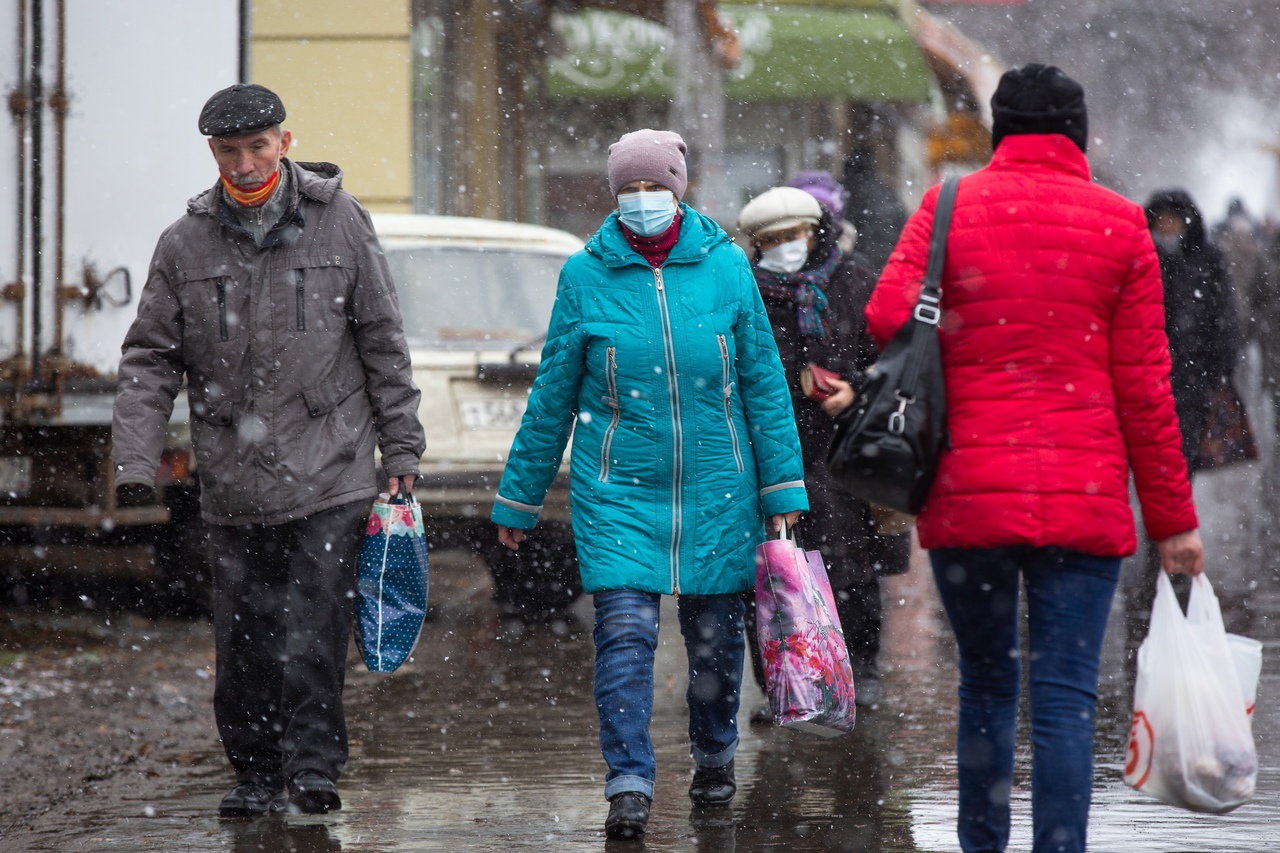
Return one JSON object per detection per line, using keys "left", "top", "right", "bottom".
{"left": 800, "top": 363, "right": 842, "bottom": 402}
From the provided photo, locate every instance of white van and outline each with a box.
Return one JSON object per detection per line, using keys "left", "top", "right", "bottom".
{"left": 373, "top": 214, "right": 584, "bottom": 618}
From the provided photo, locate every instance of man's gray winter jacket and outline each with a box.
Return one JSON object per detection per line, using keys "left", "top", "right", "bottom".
{"left": 112, "top": 159, "right": 425, "bottom": 525}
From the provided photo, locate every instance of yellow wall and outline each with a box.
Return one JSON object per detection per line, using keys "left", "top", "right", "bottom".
{"left": 251, "top": 1, "right": 412, "bottom": 212}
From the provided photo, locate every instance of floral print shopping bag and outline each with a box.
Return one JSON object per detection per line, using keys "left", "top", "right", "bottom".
{"left": 755, "top": 526, "right": 856, "bottom": 736}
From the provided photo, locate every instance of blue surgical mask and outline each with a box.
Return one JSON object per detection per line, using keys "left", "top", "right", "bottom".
{"left": 618, "top": 191, "right": 678, "bottom": 237}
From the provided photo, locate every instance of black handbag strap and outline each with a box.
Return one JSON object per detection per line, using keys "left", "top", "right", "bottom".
{"left": 896, "top": 176, "right": 960, "bottom": 405}
{"left": 918, "top": 176, "right": 959, "bottom": 316}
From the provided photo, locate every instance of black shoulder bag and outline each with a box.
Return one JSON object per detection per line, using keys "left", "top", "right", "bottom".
{"left": 827, "top": 176, "right": 959, "bottom": 515}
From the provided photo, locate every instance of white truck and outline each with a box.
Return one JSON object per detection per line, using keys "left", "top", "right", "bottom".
{"left": 374, "top": 213, "right": 584, "bottom": 620}
{"left": 0, "top": 3, "right": 239, "bottom": 607}
{"left": 3, "top": 4, "right": 585, "bottom": 616}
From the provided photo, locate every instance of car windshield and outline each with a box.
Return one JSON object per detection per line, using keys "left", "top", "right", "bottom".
{"left": 385, "top": 245, "right": 567, "bottom": 348}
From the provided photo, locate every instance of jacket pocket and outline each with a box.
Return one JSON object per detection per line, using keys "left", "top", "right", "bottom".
{"left": 599, "top": 346, "right": 621, "bottom": 483}
{"left": 287, "top": 253, "right": 353, "bottom": 333}
{"left": 216, "top": 277, "right": 230, "bottom": 341}
{"left": 718, "top": 334, "right": 745, "bottom": 474}
{"left": 295, "top": 269, "right": 306, "bottom": 331}
{"left": 189, "top": 393, "right": 234, "bottom": 427}
{"left": 302, "top": 372, "right": 368, "bottom": 461}
{"left": 177, "top": 263, "right": 241, "bottom": 350}
{"left": 186, "top": 385, "right": 240, "bottom": 498}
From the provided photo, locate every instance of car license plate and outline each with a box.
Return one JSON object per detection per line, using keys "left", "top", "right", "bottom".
{"left": 458, "top": 398, "right": 527, "bottom": 430}
{"left": 0, "top": 456, "right": 32, "bottom": 497}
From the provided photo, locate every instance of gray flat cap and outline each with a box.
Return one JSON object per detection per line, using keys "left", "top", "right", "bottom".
{"left": 199, "top": 83, "right": 286, "bottom": 137}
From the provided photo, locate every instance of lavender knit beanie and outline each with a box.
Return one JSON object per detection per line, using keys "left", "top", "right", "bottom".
{"left": 607, "top": 129, "right": 689, "bottom": 201}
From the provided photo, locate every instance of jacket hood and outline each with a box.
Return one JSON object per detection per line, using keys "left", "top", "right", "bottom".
{"left": 1144, "top": 188, "right": 1208, "bottom": 254}
{"left": 186, "top": 158, "right": 344, "bottom": 217}
{"left": 586, "top": 203, "right": 731, "bottom": 268}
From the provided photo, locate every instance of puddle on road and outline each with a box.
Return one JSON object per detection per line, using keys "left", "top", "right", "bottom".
{"left": 13, "top": 528, "right": 1280, "bottom": 851}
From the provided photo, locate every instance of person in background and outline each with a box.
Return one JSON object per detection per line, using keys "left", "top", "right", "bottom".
{"left": 1213, "top": 197, "right": 1263, "bottom": 344}
{"left": 867, "top": 64, "right": 1203, "bottom": 853}
{"left": 111, "top": 84, "right": 425, "bottom": 817}
{"left": 1145, "top": 189, "right": 1239, "bottom": 466}
{"left": 491, "top": 129, "right": 807, "bottom": 840}
{"left": 786, "top": 169, "right": 856, "bottom": 255}
{"left": 840, "top": 147, "right": 908, "bottom": 274}
{"left": 737, "top": 185, "right": 909, "bottom": 717}
{"left": 1123, "top": 190, "right": 1239, "bottom": 625}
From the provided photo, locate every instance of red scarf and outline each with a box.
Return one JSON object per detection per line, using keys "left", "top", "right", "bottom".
{"left": 622, "top": 212, "right": 682, "bottom": 268}
{"left": 220, "top": 169, "right": 280, "bottom": 207}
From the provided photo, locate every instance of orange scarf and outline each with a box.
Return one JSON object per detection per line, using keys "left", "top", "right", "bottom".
{"left": 220, "top": 169, "right": 280, "bottom": 207}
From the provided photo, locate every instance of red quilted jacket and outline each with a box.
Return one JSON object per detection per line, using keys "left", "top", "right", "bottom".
{"left": 866, "top": 134, "right": 1198, "bottom": 556}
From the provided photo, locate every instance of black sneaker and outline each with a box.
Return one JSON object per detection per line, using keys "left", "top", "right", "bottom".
{"left": 689, "top": 759, "right": 736, "bottom": 806}
{"left": 605, "top": 791, "right": 651, "bottom": 839}
{"left": 218, "top": 781, "right": 281, "bottom": 817}
{"left": 279, "top": 770, "right": 342, "bottom": 814}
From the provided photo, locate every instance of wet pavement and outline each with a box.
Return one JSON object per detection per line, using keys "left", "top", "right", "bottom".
{"left": 6, "top": 359, "right": 1280, "bottom": 851}
{"left": 9, "top": 534, "right": 1277, "bottom": 852}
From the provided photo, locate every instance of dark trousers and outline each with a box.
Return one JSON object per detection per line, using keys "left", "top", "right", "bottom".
{"left": 743, "top": 574, "right": 883, "bottom": 690}
{"left": 930, "top": 547, "right": 1120, "bottom": 853}
{"left": 208, "top": 500, "right": 369, "bottom": 787}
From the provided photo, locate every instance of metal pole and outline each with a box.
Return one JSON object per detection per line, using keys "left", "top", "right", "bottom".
{"left": 51, "top": 0, "right": 65, "bottom": 360}
{"left": 238, "top": 0, "right": 249, "bottom": 82}
{"left": 665, "top": 0, "right": 728, "bottom": 223}
{"left": 11, "top": 0, "right": 28, "bottom": 368}
{"left": 29, "top": 0, "right": 43, "bottom": 385}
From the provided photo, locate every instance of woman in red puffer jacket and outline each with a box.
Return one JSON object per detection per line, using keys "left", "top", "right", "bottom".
{"left": 865, "top": 64, "right": 1203, "bottom": 853}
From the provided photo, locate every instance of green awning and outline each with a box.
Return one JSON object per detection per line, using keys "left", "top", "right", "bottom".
{"left": 544, "top": 6, "right": 932, "bottom": 103}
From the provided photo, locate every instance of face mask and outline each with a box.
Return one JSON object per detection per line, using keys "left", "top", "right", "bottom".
{"left": 758, "top": 238, "right": 810, "bottom": 274}
{"left": 1152, "top": 231, "right": 1183, "bottom": 254}
{"left": 618, "top": 191, "right": 677, "bottom": 237}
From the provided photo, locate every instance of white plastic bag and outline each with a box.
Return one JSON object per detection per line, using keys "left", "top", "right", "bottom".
{"left": 1124, "top": 572, "right": 1259, "bottom": 813}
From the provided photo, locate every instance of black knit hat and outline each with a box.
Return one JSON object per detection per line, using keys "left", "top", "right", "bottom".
{"left": 990, "top": 64, "right": 1088, "bottom": 153}
{"left": 198, "top": 83, "right": 286, "bottom": 137}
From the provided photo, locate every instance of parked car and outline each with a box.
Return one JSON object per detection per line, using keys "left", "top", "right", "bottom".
{"left": 372, "top": 213, "right": 584, "bottom": 619}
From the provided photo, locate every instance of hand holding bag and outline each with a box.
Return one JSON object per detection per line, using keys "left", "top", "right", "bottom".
{"left": 355, "top": 479, "right": 430, "bottom": 673}
{"left": 1124, "top": 571, "right": 1260, "bottom": 813}
{"left": 800, "top": 363, "right": 842, "bottom": 403}
{"left": 754, "top": 521, "right": 857, "bottom": 737}
{"left": 827, "top": 176, "right": 959, "bottom": 515}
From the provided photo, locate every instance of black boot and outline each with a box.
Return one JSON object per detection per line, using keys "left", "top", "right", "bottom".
{"left": 218, "top": 781, "right": 282, "bottom": 817}
{"left": 605, "top": 792, "right": 651, "bottom": 839}
{"left": 278, "top": 770, "right": 342, "bottom": 814}
{"left": 689, "top": 759, "right": 736, "bottom": 806}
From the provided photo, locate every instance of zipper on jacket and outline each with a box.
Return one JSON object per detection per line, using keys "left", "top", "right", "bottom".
{"left": 295, "top": 269, "right": 306, "bottom": 331}
{"left": 216, "top": 278, "right": 229, "bottom": 341}
{"left": 717, "top": 334, "right": 745, "bottom": 473}
{"left": 599, "top": 346, "right": 621, "bottom": 483}
{"left": 654, "top": 267, "right": 683, "bottom": 593}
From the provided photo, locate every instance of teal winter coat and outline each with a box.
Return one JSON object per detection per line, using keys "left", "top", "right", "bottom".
{"left": 491, "top": 205, "right": 808, "bottom": 595}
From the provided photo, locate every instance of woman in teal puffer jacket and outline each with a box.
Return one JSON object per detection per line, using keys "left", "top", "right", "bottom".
{"left": 491, "top": 130, "right": 807, "bottom": 840}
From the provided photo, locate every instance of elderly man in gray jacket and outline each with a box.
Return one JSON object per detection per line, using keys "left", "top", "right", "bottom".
{"left": 111, "top": 84, "right": 425, "bottom": 817}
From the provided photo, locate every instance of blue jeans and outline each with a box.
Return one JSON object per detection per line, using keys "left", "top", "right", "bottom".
{"left": 592, "top": 589, "right": 744, "bottom": 800}
{"left": 930, "top": 547, "right": 1120, "bottom": 853}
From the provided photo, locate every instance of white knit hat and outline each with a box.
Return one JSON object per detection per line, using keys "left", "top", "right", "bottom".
{"left": 737, "top": 187, "right": 822, "bottom": 237}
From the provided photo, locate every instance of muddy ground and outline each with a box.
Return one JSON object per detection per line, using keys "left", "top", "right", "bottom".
{"left": 0, "top": 603, "right": 221, "bottom": 837}
{"left": 0, "top": 546, "right": 499, "bottom": 846}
